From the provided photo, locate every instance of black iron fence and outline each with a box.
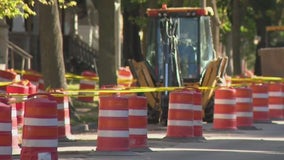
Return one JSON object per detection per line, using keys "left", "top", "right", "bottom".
{"left": 63, "top": 35, "right": 98, "bottom": 74}
{"left": 9, "top": 33, "right": 98, "bottom": 74}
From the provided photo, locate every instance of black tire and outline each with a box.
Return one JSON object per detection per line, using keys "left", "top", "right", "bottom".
{"left": 147, "top": 106, "right": 160, "bottom": 124}
{"left": 203, "top": 97, "right": 214, "bottom": 123}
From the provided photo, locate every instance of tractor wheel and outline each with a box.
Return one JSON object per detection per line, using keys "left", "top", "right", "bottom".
{"left": 147, "top": 106, "right": 160, "bottom": 124}
{"left": 203, "top": 97, "right": 214, "bottom": 123}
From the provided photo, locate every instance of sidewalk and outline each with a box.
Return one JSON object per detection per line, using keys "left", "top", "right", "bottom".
{"left": 13, "top": 120, "right": 284, "bottom": 160}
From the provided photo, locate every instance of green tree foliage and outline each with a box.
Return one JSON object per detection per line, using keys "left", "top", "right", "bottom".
{"left": 0, "top": 0, "right": 76, "bottom": 19}
{"left": 243, "top": 0, "right": 284, "bottom": 75}
{"left": 0, "top": 0, "right": 35, "bottom": 19}
{"left": 0, "top": 0, "right": 76, "bottom": 90}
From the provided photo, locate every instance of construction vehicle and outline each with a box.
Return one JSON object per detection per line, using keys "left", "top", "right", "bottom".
{"left": 258, "top": 26, "right": 284, "bottom": 77}
{"left": 129, "top": 4, "right": 227, "bottom": 124}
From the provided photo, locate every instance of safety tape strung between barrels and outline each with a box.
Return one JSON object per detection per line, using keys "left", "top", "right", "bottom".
{"left": 0, "top": 84, "right": 260, "bottom": 100}
{"left": 0, "top": 82, "right": 17, "bottom": 87}
{"left": 65, "top": 73, "right": 99, "bottom": 81}
{"left": 2, "top": 75, "right": 284, "bottom": 102}
{"left": 1, "top": 86, "right": 195, "bottom": 101}
{"left": 14, "top": 69, "right": 284, "bottom": 84}
{"left": 14, "top": 70, "right": 100, "bottom": 82}
{"left": 231, "top": 76, "right": 284, "bottom": 83}
{"left": 2, "top": 76, "right": 283, "bottom": 88}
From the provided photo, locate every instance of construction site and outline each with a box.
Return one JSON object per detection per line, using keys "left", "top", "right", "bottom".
{"left": 0, "top": 1, "right": 284, "bottom": 160}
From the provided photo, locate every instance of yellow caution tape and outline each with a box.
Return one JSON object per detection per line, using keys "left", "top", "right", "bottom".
{"left": 0, "top": 82, "right": 14, "bottom": 87}
{"left": 14, "top": 70, "right": 42, "bottom": 77}
{"left": 14, "top": 69, "right": 284, "bottom": 83}
{"left": 65, "top": 73, "right": 99, "bottom": 81}
{"left": 5, "top": 70, "right": 284, "bottom": 102}
{"left": 231, "top": 76, "right": 284, "bottom": 82}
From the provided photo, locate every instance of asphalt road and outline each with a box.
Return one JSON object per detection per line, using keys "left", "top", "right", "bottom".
{"left": 13, "top": 120, "right": 284, "bottom": 160}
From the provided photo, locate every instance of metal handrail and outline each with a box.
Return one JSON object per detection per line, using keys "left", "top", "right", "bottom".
{"left": 64, "top": 35, "right": 98, "bottom": 74}
{"left": 7, "top": 41, "right": 33, "bottom": 70}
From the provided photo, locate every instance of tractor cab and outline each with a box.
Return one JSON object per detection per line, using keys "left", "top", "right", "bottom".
{"left": 145, "top": 5, "right": 215, "bottom": 85}
{"left": 129, "top": 5, "right": 227, "bottom": 124}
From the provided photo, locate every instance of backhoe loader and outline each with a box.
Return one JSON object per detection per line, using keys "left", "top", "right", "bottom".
{"left": 128, "top": 4, "right": 228, "bottom": 124}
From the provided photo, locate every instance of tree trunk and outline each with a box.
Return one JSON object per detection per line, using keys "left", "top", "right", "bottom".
{"left": 94, "top": 0, "right": 117, "bottom": 87}
{"left": 210, "top": 0, "right": 221, "bottom": 56}
{"left": 251, "top": 5, "right": 273, "bottom": 76}
{"left": 0, "top": 19, "right": 8, "bottom": 70}
{"left": 38, "top": 0, "right": 67, "bottom": 89}
{"left": 225, "top": 32, "right": 233, "bottom": 75}
{"left": 122, "top": 3, "right": 142, "bottom": 64}
{"left": 201, "top": 0, "right": 207, "bottom": 7}
{"left": 232, "top": 0, "right": 241, "bottom": 75}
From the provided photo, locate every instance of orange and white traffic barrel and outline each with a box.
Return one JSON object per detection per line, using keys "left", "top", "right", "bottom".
{"left": 6, "top": 83, "right": 29, "bottom": 128}
{"left": 99, "top": 85, "right": 121, "bottom": 97}
{"left": 20, "top": 94, "right": 58, "bottom": 160}
{"left": 0, "top": 133, "right": 12, "bottom": 160}
{"left": 26, "top": 81, "right": 37, "bottom": 94}
{"left": 225, "top": 75, "right": 232, "bottom": 87}
{"left": 97, "top": 96, "right": 129, "bottom": 151}
{"left": 235, "top": 87, "right": 253, "bottom": 128}
{"left": 193, "top": 91, "right": 203, "bottom": 137}
{"left": 22, "top": 70, "right": 42, "bottom": 90}
{"left": 0, "top": 69, "right": 17, "bottom": 93}
{"left": 0, "top": 69, "right": 17, "bottom": 81}
{"left": 268, "top": 83, "right": 284, "bottom": 119}
{"left": 50, "top": 90, "right": 72, "bottom": 139}
{"left": 78, "top": 71, "right": 97, "bottom": 102}
{"left": 251, "top": 84, "right": 270, "bottom": 122}
{"left": 128, "top": 96, "right": 147, "bottom": 149}
{"left": 37, "top": 78, "right": 45, "bottom": 93}
{"left": 0, "top": 101, "right": 12, "bottom": 160}
{"left": 102, "top": 84, "right": 134, "bottom": 97}
{"left": 166, "top": 90, "right": 193, "bottom": 138}
{"left": 213, "top": 88, "right": 237, "bottom": 130}
{"left": 117, "top": 67, "right": 133, "bottom": 87}
{"left": 282, "top": 83, "right": 284, "bottom": 118}
{"left": 0, "top": 97, "right": 21, "bottom": 155}
{"left": 18, "top": 80, "right": 37, "bottom": 94}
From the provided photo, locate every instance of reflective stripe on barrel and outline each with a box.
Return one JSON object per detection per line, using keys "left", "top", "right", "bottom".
{"left": 128, "top": 96, "right": 147, "bottom": 149}
{"left": 0, "top": 102, "right": 12, "bottom": 160}
{"left": 236, "top": 87, "right": 253, "bottom": 128}
{"left": 193, "top": 91, "right": 203, "bottom": 137}
{"left": 213, "top": 88, "right": 236, "bottom": 130}
{"left": 166, "top": 90, "right": 193, "bottom": 138}
{"left": 268, "top": 83, "right": 284, "bottom": 119}
{"left": 20, "top": 96, "right": 58, "bottom": 160}
{"left": 97, "top": 96, "right": 129, "bottom": 151}
{"left": 251, "top": 84, "right": 270, "bottom": 122}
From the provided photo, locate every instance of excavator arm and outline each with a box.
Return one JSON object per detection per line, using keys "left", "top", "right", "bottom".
{"left": 200, "top": 56, "right": 228, "bottom": 121}
{"left": 128, "top": 59, "right": 161, "bottom": 123}
{"left": 129, "top": 56, "right": 228, "bottom": 123}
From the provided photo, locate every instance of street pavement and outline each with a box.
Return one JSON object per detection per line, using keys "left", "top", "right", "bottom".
{"left": 13, "top": 120, "right": 284, "bottom": 160}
